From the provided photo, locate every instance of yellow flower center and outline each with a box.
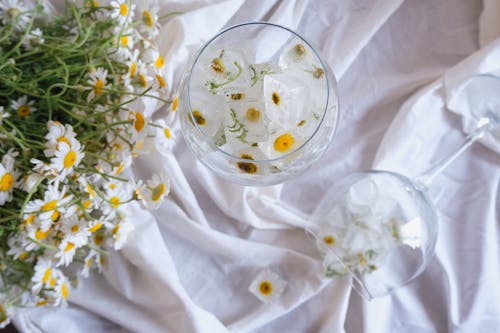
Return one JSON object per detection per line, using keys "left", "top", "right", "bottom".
{"left": 51, "top": 210, "right": 60, "bottom": 222}
{"left": 129, "top": 62, "right": 137, "bottom": 77}
{"left": 115, "top": 163, "right": 125, "bottom": 175}
{"left": 42, "top": 200, "right": 58, "bottom": 211}
{"left": 294, "top": 43, "right": 306, "bottom": 56}
{"left": 109, "top": 196, "right": 120, "bottom": 207}
{"left": 0, "top": 173, "right": 14, "bottom": 191}
{"left": 139, "top": 74, "right": 148, "bottom": 88}
{"left": 35, "top": 228, "right": 51, "bottom": 240}
{"left": 112, "top": 224, "right": 120, "bottom": 235}
{"left": 88, "top": 222, "right": 103, "bottom": 233}
{"left": 120, "top": 36, "right": 128, "bottom": 47}
{"left": 119, "top": 3, "right": 128, "bottom": 16}
{"left": 357, "top": 253, "right": 368, "bottom": 266}
{"left": 24, "top": 214, "right": 35, "bottom": 225}
{"left": 151, "top": 183, "right": 166, "bottom": 202}
{"left": 134, "top": 112, "right": 145, "bottom": 132}
{"left": 71, "top": 225, "right": 80, "bottom": 233}
{"left": 154, "top": 56, "right": 164, "bottom": 69}
{"left": 323, "top": 235, "right": 335, "bottom": 245}
{"left": 83, "top": 199, "right": 92, "bottom": 209}
{"left": 17, "top": 105, "right": 30, "bottom": 117}
{"left": 172, "top": 96, "right": 178, "bottom": 112}
{"left": 56, "top": 136, "right": 71, "bottom": 149}
{"left": 18, "top": 251, "right": 28, "bottom": 261}
{"left": 164, "top": 128, "right": 172, "bottom": 139}
{"left": 92, "top": 0, "right": 99, "bottom": 7}
{"left": 63, "top": 150, "right": 77, "bottom": 168}
{"left": 259, "top": 281, "right": 273, "bottom": 295}
{"left": 237, "top": 154, "right": 257, "bottom": 174}
{"left": 191, "top": 110, "right": 206, "bottom": 126}
{"left": 94, "top": 234, "right": 104, "bottom": 245}
{"left": 142, "top": 10, "right": 153, "bottom": 27}
{"left": 274, "top": 133, "right": 294, "bottom": 153}
{"left": 94, "top": 79, "right": 104, "bottom": 95}
{"left": 109, "top": 182, "right": 116, "bottom": 190}
{"left": 155, "top": 74, "right": 166, "bottom": 88}
{"left": 61, "top": 282, "right": 69, "bottom": 299}
{"left": 272, "top": 92, "right": 280, "bottom": 106}
{"left": 211, "top": 58, "right": 225, "bottom": 74}
{"left": 245, "top": 108, "right": 261, "bottom": 122}
{"left": 49, "top": 277, "right": 56, "bottom": 288}
{"left": 42, "top": 267, "right": 51, "bottom": 284}
{"left": 36, "top": 300, "right": 48, "bottom": 307}
{"left": 64, "top": 242, "right": 75, "bottom": 252}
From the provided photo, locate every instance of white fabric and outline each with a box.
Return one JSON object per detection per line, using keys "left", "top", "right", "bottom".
{"left": 13, "top": 0, "right": 500, "bottom": 332}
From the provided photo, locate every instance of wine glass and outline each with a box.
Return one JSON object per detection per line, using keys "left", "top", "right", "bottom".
{"left": 177, "top": 22, "right": 339, "bottom": 186}
{"left": 308, "top": 73, "right": 500, "bottom": 300}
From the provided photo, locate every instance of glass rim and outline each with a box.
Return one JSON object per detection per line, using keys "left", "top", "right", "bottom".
{"left": 186, "top": 21, "right": 340, "bottom": 164}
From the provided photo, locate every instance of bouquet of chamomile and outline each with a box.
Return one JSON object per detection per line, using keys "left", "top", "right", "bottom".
{"left": 0, "top": 0, "right": 176, "bottom": 326}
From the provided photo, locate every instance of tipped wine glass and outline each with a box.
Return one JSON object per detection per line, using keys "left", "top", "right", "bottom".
{"left": 307, "top": 73, "right": 500, "bottom": 300}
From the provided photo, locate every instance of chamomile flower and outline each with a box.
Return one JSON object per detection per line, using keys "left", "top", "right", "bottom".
{"left": 25, "top": 182, "right": 75, "bottom": 230}
{"left": 54, "top": 238, "right": 79, "bottom": 267}
{"left": 0, "top": 0, "right": 31, "bottom": 31}
{"left": 31, "top": 257, "right": 55, "bottom": 293}
{"left": 146, "top": 49, "right": 165, "bottom": 71}
{"left": 19, "top": 172, "right": 43, "bottom": 192}
{"left": 60, "top": 216, "right": 90, "bottom": 247}
{"left": 23, "top": 27, "right": 45, "bottom": 50}
{"left": 49, "top": 141, "right": 84, "bottom": 179}
{"left": 248, "top": 269, "right": 287, "bottom": 303}
{"left": 86, "top": 67, "right": 110, "bottom": 101}
{"left": 110, "top": 0, "right": 135, "bottom": 25}
{"left": 81, "top": 250, "right": 102, "bottom": 278}
{"left": 141, "top": 173, "right": 170, "bottom": 209}
{"left": 154, "top": 120, "right": 175, "bottom": 153}
{"left": 102, "top": 182, "right": 133, "bottom": 218}
{"left": 0, "top": 106, "right": 10, "bottom": 124}
{"left": 0, "top": 153, "right": 19, "bottom": 205}
{"left": 125, "top": 49, "right": 141, "bottom": 79}
{"left": 51, "top": 271, "right": 70, "bottom": 306}
{"left": 44, "top": 121, "right": 78, "bottom": 157}
{"left": 108, "top": 220, "right": 133, "bottom": 250}
{"left": 139, "top": 4, "right": 160, "bottom": 38}
{"left": 11, "top": 95, "right": 37, "bottom": 118}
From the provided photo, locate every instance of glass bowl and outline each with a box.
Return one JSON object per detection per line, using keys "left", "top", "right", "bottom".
{"left": 178, "top": 22, "right": 339, "bottom": 186}
{"left": 309, "top": 170, "right": 438, "bottom": 299}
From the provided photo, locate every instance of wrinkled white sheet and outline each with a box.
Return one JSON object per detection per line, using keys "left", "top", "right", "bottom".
{"left": 14, "top": 0, "right": 500, "bottom": 332}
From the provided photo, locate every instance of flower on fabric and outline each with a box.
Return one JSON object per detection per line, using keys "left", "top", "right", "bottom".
{"left": 0, "top": 153, "right": 19, "bottom": 205}
{"left": 108, "top": 221, "right": 133, "bottom": 250}
{"left": 11, "top": 95, "right": 37, "bottom": 118}
{"left": 153, "top": 119, "right": 175, "bottom": 153}
{"left": 139, "top": 173, "right": 170, "bottom": 209}
{"left": 139, "top": 4, "right": 160, "bottom": 38}
{"left": 86, "top": 67, "right": 110, "bottom": 101}
{"left": 248, "top": 269, "right": 287, "bottom": 303}
{"left": 102, "top": 181, "right": 133, "bottom": 218}
{"left": 49, "top": 141, "right": 84, "bottom": 179}
{"left": 51, "top": 271, "right": 70, "bottom": 306}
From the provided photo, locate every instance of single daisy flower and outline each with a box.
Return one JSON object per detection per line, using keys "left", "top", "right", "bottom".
{"left": 0, "top": 154, "right": 19, "bottom": 205}
{"left": 80, "top": 250, "right": 103, "bottom": 278}
{"left": 60, "top": 216, "right": 90, "bottom": 248}
{"left": 86, "top": 67, "right": 110, "bottom": 101}
{"left": 54, "top": 238, "right": 79, "bottom": 267}
{"left": 248, "top": 269, "right": 287, "bottom": 303}
{"left": 49, "top": 140, "right": 84, "bottom": 179}
{"left": 141, "top": 173, "right": 170, "bottom": 209}
{"left": 139, "top": 4, "right": 160, "bottom": 38}
{"left": 51, "top": 270, "right": 70, "bottom": 306}
{"left": 110, "top": 0, "right": 135, "bottom": 25}
{"left": 11, "top": 95, "right": 37, "bottom": 118}
{"left": 31, "top": 257, "right": 55, "bottom": 293}
{"left": 109, "top": 220, "right": 134, "bottom": 250}
{"left": 102, "top": 182, "right": 133, "bottom": 218}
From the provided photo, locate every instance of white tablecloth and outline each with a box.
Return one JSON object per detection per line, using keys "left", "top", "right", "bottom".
{"left": 14, "top": 0, "right": 500, "bottom": 332}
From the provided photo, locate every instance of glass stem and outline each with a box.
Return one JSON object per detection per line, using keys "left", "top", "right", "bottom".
{"left": 414, "top": 119, "right": 494, "bottom": 189}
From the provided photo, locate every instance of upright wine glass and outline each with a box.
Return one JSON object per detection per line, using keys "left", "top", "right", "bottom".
{"left": 308, "top": 73, "right": 500, "bottom": 300}
{"left": 177, "top": 22, "right": 339, "bottom": 186}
